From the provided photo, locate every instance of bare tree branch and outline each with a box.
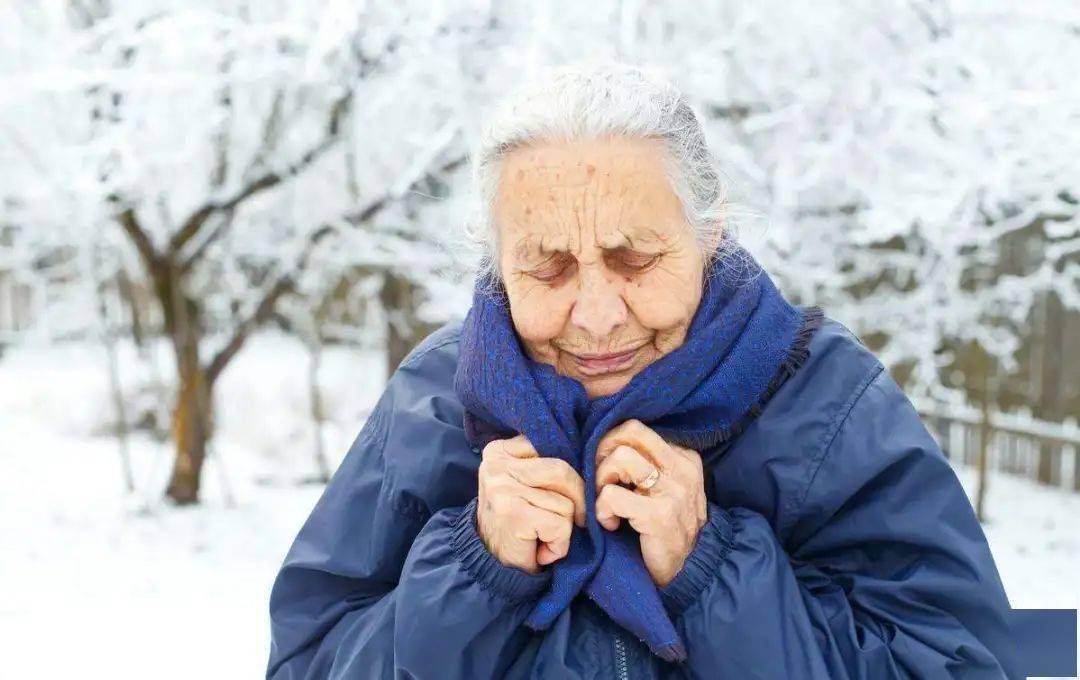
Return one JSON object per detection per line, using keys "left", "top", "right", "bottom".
{"left": 204, "top": 271, "right": 294, "bottom": 385}
{"left": 343, "top": 154, "right": 468, "bottom": 225}
{"left": 179, "top": 208, "right": 236, "bottom": 274}
{"left": 111, "top": 200, "right": 158, "bottom": 269}
{"left": 170, "top": 91, "right": 353, "bottom": 258}
{"left": 794, "top": 202, "right": 867, "bottom": 219}
{"left": 205, "top": 224, "right": 334, "bottom": 385}
{"left": 203, "top": 151, "right": 467, "bottom": 384}
{"left": 240, "top": 89, "right": 287, "bottom": 182}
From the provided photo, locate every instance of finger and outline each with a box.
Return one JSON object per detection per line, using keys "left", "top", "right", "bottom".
{"left": 672, "top": 441, "right": 702, "bottom": 465}
{"left": 517, "top": 484, "right": 575, "bottom": 523}
{"left": 535, "top": 527, "right": 572, "bottom": 565}
{"left": 529, "top": 507, "right": 572, "bottom": 562}
{"left": 483, "top": 434, "right": 539, "bottom": 461}
{"left": 596, "top": 444, "right": 658, "bottom": 492}
{"left": 596, "top": 483, "right": 656, "bottom": 533}
{"left": 507, "top": 457, "right": 586, "bottom": 527}
{"left": 596, "top": 419, "right": 678, "bottom": 472}
{"left": 536, "top": 542, "right": 562, "bottom": 566}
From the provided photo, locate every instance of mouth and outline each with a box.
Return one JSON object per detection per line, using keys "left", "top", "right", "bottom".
{"left": 567, "top": 343, "right": 645, "bottom": 376}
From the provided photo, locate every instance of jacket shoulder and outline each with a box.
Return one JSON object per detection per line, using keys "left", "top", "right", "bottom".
{"left": 778, "top": 317, "right": 959, "bottom": 544}
{"left": 786, "top": 315, "right": 890, "bottom": 448}
{"left": 710, "top": 315, "right": 888, "bottom": 535}
{"left": 386, "top": 319, "right": 465, "bottom": 422}
{"left": 800, "top": 316, "right": 884, "bottom": 391}
{"left": 761, "top": 315, "right": 888, "bottom": 456}
{"left": 398, "top": 319, "right": 464, "bottom": 372}
{"left": 376, "top": 318, "right": 476, "bottom": 515}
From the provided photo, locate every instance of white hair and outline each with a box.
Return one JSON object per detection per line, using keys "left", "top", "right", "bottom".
{"left": 460, "top": 59, "right": 738, "bottom": 286}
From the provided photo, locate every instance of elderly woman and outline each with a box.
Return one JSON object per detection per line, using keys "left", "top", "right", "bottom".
{"left": 266, "top": 62, "right": 1017, "bottom": 679}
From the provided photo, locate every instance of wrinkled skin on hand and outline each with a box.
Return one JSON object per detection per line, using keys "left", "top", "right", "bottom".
{"left": 476, "top": 434, "right": 586, "bottom": 574}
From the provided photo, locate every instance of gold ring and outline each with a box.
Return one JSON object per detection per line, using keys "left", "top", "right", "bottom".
{"left": 638, "top": 467, "right": 660, "bottom": 490}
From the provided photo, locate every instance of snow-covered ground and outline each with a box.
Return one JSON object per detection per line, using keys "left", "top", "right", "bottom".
{"left": 1, "top": 333, "right": 1076, "bottom": 679}
{"left": 954, "top": 468, "right": 1080, "bottom": 611}
{"left": 0, "top": 333, "right": 381, "bottom": 679}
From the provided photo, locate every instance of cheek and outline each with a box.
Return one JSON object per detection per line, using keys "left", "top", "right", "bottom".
{"left": 507, "top": 285, "right": 574, "bottom": 343}
{"left": 625, "top": 275, "right": 701, "bottom": 330}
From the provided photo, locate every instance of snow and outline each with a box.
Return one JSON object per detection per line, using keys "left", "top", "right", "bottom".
{"left": 0, "top": 332, "right": 381, "bottom": 679}
{"left": 953, "top": 467, "right": 1080, "bottom": 611}
{"left": 5, "top": 1, "right": 1079, "bottom": 388}
{"left": 1, "top": 334, "right": 1076, "bottom": 678}
{"left": 2, "top": 2, "right": 1076, "bottom": 676}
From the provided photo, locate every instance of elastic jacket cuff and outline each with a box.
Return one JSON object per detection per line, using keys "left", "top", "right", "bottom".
{"left": 450, "top": 496, "right": 552, "bottom": 604}
{"left": 659, "top": 501, "right": 735, "bottom": 617}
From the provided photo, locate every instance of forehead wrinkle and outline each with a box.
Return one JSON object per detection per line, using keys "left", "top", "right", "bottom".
{"left": 510, "top": 231, "right": 545, "bottom": 262}
{"left": 576, "top": 182, "right": 589, "bottom": 256}
{"left": 595, "top": 180, "right": 626, "bottom": 250}
{"left": 590, "top": 168, "right": 601, "bottom": 254}
{"left": 614, "top": 183, "right": 628, "bottom": 248}
{"left": 546, "top": 183, "right": 570, "bottom": 254}
{"left": 509, "top": 226, "right": 569, "bottom": 261}
{"left": 510, "top": 212, "right": 671, "bottom": 259}
{"left": 500, "top": 141, "right": 683, "bottom": 262}
{"left": 580, "top": 166, "right": 618, "bottom": 255}
{"left": 509, "top": 233, "right": 530, "bottom": 261}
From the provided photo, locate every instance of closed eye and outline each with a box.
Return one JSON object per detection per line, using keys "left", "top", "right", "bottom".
{"left": 525, "top": 253, "right": 576, "bottom": 283}
{"left": 606, "top": 248, "right": 661, "bottom": 275}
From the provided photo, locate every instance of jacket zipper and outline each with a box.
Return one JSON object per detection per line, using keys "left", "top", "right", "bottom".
{"left": 613, "top": 630, "right": 630, "bottom": 680}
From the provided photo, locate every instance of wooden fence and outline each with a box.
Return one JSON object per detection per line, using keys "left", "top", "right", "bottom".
{"left": 915, "top": 400, "right": 1080, "bottom": 492}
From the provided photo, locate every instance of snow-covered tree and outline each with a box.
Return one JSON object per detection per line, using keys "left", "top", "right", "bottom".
{"left": 0, "top": 1, "right": 502, "bottom": 502}
{"left": 3, "top": 0, "right": 1076, "bottom": 501}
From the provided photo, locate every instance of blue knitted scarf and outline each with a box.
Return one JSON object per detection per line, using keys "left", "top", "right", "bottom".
{"left": 453, "top": 247, "right": 821, "bottom": 663}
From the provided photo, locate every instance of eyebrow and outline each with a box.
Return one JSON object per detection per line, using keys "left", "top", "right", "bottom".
{"left": 511, "top": 228, "right": 664, "bottom": 261}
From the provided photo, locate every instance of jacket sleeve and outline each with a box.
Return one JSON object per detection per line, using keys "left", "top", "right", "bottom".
{"left": 657, "top": 367, "right": 1020, "bottom": 679}
{"left": 266, "top": 343, "right": 549, "bottom": 679}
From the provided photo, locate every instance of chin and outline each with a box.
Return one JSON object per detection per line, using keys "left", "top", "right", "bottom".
{"left": 580, "top": 375, "right": 632, "bottom": 399}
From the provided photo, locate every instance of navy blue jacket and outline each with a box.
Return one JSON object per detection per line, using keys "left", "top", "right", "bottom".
{"left": 266, "top": 317, "right": 1019, "bottom": 679}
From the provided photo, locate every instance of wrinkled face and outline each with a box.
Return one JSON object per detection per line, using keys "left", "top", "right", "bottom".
{"left": 494, "top": 136, "right": 707, "bottom": 399}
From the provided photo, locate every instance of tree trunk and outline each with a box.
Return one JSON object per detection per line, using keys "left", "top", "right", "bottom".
{"left": 1074, "top": 445, "right": 1080, "bottom": 492}
{"left": 157, "top": 260, "right": 214, "bottom": 505}
{"left": 380, "top": 271, "right": 439, "bottom": 379}
{"left": 100, "top": 289, "right": 135, "bottom": 494}
{"left": 1037, "top": 292, "right": 1064, "bottom": 484}
{"left": 166, "top": 339, "right": 212, "bottom": 504}
{"left": 975, "top": 366, "right": 992, "bottom": 524}
{"left": 307, "top": 335, "right": 331, "bottom": 484}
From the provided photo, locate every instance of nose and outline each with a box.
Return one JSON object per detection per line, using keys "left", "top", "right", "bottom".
{"left": 570, "top": 268, "right": 627, "bottom": 340}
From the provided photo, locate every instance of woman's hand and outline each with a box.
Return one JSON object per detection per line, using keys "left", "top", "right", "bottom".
{"left": 594, "top": 419, "right": 708, "bottom": 588}
{"left": 476, "top": 435, "right": 587, "bottom": 574}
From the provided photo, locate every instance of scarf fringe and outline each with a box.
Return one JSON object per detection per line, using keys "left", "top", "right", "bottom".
{"left": 733, "top": 304, "right": 824, "bottom": 438}
{"left": 676, "top": 305, "right": 825, "bottom": 457}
